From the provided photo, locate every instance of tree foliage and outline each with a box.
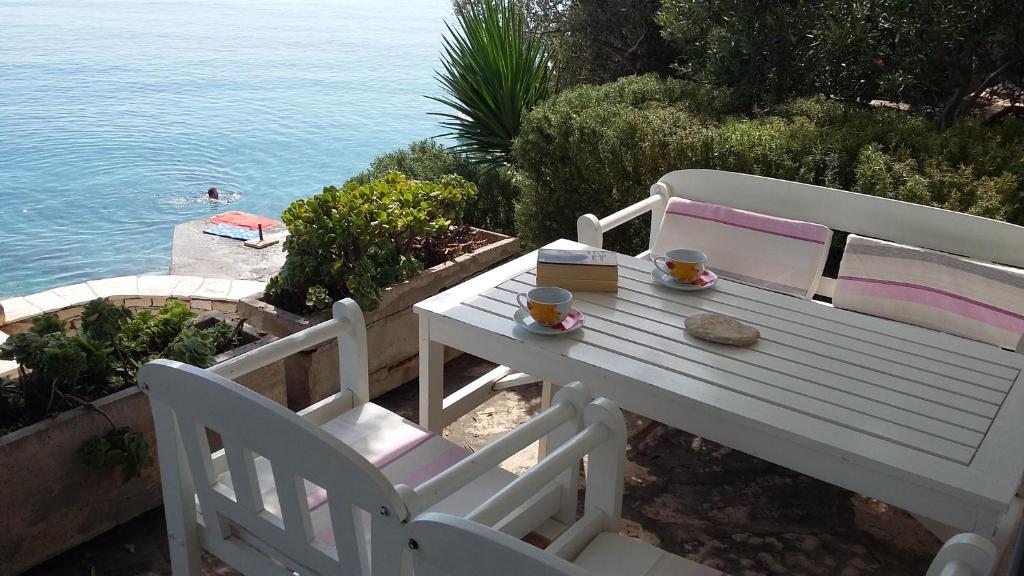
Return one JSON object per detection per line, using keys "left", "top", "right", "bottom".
{"left": 657, "top": 0, "right": 1024, "bottom": 127}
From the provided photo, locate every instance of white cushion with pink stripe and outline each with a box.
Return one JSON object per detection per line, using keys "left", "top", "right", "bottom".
{"left": 834, "top": 235, "right": 1024, "bottom": 350}
{"left": 217, "top": 402, "right": 513, "bottom": 547}
{"left": 652, "top": 197, "right": 833, "bottom": 298}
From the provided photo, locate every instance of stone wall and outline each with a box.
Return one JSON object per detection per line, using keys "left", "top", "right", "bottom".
{"left": 0, "top": 274, "right": 266, "bottom": 377}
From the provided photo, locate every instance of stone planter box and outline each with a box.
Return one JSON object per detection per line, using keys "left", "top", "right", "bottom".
{"left": 238, "top": 229, "right": 520, "bottom": 408}
{"left": 0, "top": 315, "right": 286, "bottom": 576}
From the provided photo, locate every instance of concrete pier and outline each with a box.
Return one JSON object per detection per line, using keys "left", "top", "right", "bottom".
{"left": 170, "top": 218, "right": 287, "bottom": 281}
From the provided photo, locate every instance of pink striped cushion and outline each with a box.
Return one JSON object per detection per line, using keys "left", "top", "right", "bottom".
{"left": 652, "top": 198, "right": 832, "bottom": 298}
{"left": 833, "top": 235, "right": 1024, "bottom": 350}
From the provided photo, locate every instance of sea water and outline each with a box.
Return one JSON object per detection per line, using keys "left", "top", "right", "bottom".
{"left": 0, "top": 0, "right": 452, "bottom": 297}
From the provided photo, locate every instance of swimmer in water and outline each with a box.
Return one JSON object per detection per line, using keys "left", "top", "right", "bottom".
{"left": 207, "top": 187, "right": 220, "bottom": 200}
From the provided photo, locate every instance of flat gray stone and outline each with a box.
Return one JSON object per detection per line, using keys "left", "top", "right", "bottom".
{"left": 685, "top": 313, "right": 760, "bottom": 347}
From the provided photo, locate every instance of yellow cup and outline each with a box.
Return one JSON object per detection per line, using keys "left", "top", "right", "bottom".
{"left": 517, "top": 287, "right": 573, "bottom": 327}
{"left": 653, "top": 249, "right": 707, "bottom": 283}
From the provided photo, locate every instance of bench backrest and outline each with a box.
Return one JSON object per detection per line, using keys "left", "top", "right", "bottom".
{"left": 653, "top": 170, "right": 1024, "bottom": 270}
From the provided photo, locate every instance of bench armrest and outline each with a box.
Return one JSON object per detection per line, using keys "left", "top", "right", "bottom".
{"left": 576, "top": 183, "right": 671, "bottom": 252}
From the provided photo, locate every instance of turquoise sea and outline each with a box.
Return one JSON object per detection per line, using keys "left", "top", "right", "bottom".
{"left": 0, "top": 0, "right": 452, "bottom": 297}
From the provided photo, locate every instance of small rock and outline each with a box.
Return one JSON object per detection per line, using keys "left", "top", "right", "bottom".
{"left": 740, "top": 559, "right": 756, "bottom": 568}
{"left": 840, "top": 566, "right": 860, "bottom": 576}
{"left": 769, "top": 563, "right": 788, "bottom": 574}
{"left": 765, "top": 536, "right": 783, "bottom": 550}
{"left": 685, "top": 313, "right": 760, "bottom": 346}
{"left": 757, "top": 552, "right": 776, "bottom": 566}
{"left": 748, "top": 536, "right": 765, "bottom": 546}
{"left": 733, "top": 533, "right": 750, "bottom": 543}
{"left": 798, "top": 535, "right": 820, "bottom": 552}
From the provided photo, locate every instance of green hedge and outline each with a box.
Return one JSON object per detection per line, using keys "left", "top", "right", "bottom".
{"left": 347, "top": 139, "right": 518, "bottom": 235}
{"left": 513, "top": 75, "right": 1024, "bottom": 253}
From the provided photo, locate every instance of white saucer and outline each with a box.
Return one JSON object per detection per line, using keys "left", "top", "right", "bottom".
{"left": 513, "top": 307, "right": 585, "bottom": 336}
{"left": 651, "top": 268, "right": 719, "bottom": 291}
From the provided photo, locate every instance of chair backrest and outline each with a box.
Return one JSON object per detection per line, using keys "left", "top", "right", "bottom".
{"left": 407, "top": 396, "right": 627, "bottom": 576}
{"left": 141, "top": 359, "right": 406, "bottom": 576}
{"left": 654, "top": 169, "right": 1024, "bottom": 270}
{"left": 408, "top": 513, "right": 588, "bottom": 576}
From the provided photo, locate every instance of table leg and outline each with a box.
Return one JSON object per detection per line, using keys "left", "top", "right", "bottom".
{"left": 537, "top": 381, "right": 558, "bottom": 458}
{"left": 418, "top": 315, "right": 445, "bottom": 433}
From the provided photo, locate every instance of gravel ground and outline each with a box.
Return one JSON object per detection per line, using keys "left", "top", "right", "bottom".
{"left": 26, "top": 355, "right": 940, "bottom": 576}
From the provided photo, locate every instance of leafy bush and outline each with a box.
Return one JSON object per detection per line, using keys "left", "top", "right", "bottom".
{"left": 514, "top": 75, "right": 1024, "bottom": 252}
{"left": 0, "top": 299, "right": 231, "bottom": 425}
{"left": 657, "top": 0, "right": 1024, "bottom": 127}
{"left": 346, "top": 139, "right": 517, "bottom": 234}
{"left": 0, "top": 299, "right": 240, "bottom": 479}
{"left": 433, "top": 0, "right": 552, "bottom": 167}
{"left": 265, "top": 172, "right": 477, "bottom": 313}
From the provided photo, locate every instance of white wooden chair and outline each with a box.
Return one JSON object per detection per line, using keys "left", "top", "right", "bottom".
{"left": 407, "top": 514, "right": 999, "bottom": 576}
{"left": 411, "top": 395, "right": 732, "bottom": 576}
{"left": 142, "top": 298, "right": 602, "bottom": 575}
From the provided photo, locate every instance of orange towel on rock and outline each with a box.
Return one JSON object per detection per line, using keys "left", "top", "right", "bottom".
{"left": 210, "top": 211, "right": 281, "bottom": 231}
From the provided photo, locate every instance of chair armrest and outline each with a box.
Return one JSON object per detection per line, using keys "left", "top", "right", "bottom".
{"left": 404, "top": 383, "right": 593, "bottom": 516}
{"left": 926, "top": 533, "right": 997, "bottom": 576}
{"left": 576, "top": 183, "right": 671, "bottom": 249}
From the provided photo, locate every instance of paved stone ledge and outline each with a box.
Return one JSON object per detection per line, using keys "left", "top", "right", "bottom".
{"left": 0, "top": 275, "right": 267, "bottom": 341}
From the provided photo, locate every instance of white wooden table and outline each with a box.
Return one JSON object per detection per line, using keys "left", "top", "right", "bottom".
{"left": 415, "top": 239, "right": 1024, "bottom": 537}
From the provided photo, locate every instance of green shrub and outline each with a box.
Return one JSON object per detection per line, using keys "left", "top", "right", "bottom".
{"left": 514, "top": 75, "right": 1024, "bottom": 253}
{"left": 347, "top": 140, "right": 477, "bottom": 185}
{"left": 266, "top": 172, "right": 477, "bottom": 313}
{"left": 0, "top": 298, "right": 238, "bottom": 479}
{"left": 514, "top": 77, "right": 715, "bottom": 253}
{"left": 348, "top": 139, "right": 518, "bottom": 235}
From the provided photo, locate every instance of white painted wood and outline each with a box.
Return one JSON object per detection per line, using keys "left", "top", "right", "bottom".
{"left": 409, "top": 398, "right": 583, "bottom": 516}
{"left": 439, "top": 366, "right": 508, "bottom": 428}
{"left": 926, "top": 533, "right": 998, "bottom": 576}
{"left": 575, "top": 170, "right": 1024, "bottom": 303}
{"left": 336, "top": 299, "right": 371, "bottom": 406}
{"left": 419, "top": 314, "right": 446, "bottom": 433}
{"left": 413, "top": 240, "right": 1024, "bottom": 536}
{"left": 656, "top": 170, "right": 1024, "bottom": 269}
{"left": 151, "top": 296, "right": 612, "bottom": 576}
{"left": 492, "top": 372, "right": 542, "bottom": 391}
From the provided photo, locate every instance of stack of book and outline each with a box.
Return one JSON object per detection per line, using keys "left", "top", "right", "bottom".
{"left": 536, "top": 248, "right": 619, "bottom": 292}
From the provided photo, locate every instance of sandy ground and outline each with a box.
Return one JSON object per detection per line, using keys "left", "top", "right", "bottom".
{"left": 26, "top": 355, "right": 940, "bottom": 576}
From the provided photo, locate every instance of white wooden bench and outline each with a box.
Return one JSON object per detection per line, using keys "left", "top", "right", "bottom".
{"left": 576, "top": 169, "right": 1024, "bottom": 307}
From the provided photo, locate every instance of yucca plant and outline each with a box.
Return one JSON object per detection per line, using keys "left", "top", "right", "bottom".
{"left": 431, "top": 0, "right": 552, "bottom": 168}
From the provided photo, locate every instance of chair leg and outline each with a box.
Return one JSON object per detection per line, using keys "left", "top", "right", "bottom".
{"left": 152, "top": 405, "right": 203, "bottom": 575}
